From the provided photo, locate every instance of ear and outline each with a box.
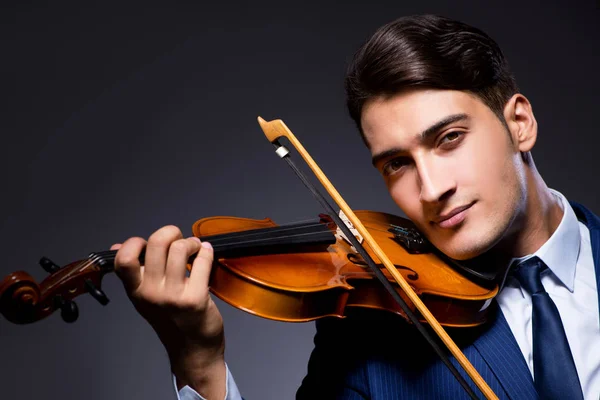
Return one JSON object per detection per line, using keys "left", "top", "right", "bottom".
{"left": 503, "top": 94, "right": 538, "bottom": 152}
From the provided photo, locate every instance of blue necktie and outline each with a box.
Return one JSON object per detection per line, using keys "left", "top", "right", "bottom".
{"left": 513, "top": 256, "right": 584, "bottom": 399}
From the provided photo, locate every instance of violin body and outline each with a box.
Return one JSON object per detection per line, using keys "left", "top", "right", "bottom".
{"left": 196, "top": 211, "right": 497, "bottom": 327}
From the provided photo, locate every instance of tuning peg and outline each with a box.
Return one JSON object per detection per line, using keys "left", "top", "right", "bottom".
{"left": 39, "top": 257, "right": 60, "bottom": 273}
{"left": 60, "top": 300, "right": 79, "bottom": 323}
{"left": 84, "top": 279, "right": 109, "bottom": 305}
{"left": 54, "top": 295, "right": 79, "bottom": 323}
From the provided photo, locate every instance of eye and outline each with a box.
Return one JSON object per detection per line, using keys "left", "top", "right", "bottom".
{"left": 382, "top": 158, "right": 409, "bottom": 176}
{"left": 438, "top": 131, "right": 463, "bottom": 147}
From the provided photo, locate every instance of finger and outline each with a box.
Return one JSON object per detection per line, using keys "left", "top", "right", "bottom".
{"left": 110, "top": 243, "right": 122, "bottom": 251}
{"left": 164, "top": 237, "right": 202, "bottom": 291}
{"left": 188, "top": 241, "right": 214, "bottom": 294}
{"left": 145, "top": 225, "right": 183, "bottom": 282}
{"left": 114, "top": 237, "right": 146, "bottom": 293}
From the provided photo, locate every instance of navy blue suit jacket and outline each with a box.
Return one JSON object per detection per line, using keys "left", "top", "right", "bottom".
{"left": 296, "top": 202, "right": 600, "bottom": 399}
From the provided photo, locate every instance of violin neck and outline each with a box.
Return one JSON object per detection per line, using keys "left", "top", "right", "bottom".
{"left": 88, "top": 220, "right": 337, "bottom": 270}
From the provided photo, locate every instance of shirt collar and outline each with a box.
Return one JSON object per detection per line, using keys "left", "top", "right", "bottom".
{"left": 510, "top": 189, "right": 580, "bottom": 292}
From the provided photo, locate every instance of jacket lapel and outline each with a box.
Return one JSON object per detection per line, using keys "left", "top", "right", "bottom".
{"left": 570, "top": 201, "right": 600, "bottom": 316}
{"left": 472, "top": 306, "right": 538, "bottom": 399}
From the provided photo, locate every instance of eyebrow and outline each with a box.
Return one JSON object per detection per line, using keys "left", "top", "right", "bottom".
{"left": 371, "top": 113, "right": 470, "bottom": 167}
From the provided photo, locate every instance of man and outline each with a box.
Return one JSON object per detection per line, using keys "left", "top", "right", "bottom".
{"left": 113, "top": 15, "right": 600, "bottom": 399}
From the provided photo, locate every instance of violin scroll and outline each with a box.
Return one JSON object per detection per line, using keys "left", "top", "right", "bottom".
{"left": 0, "top": 270, "right": 42, "bottom": 324}
{"left": 0, "top": 255, "right": 113, "bottom": 324}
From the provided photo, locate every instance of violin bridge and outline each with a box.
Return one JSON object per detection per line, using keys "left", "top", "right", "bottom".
{"left": 336, "top": 210, "right": 364, "bottom": 251}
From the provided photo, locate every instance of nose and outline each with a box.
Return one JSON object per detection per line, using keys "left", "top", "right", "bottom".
{"left": 416, "top": 156, "right": 456, "bottom": 204}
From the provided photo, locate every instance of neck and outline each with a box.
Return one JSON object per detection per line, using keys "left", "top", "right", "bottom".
{"left": 494, "top": 156, "right": 564, "bottom": 262}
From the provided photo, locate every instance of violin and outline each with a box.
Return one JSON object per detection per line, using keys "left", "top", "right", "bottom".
{"left": 0, "top": 117, "right": 500, "bottom": 400}
{"left": 0, "top": 210, "right": 496, "bottom": 326}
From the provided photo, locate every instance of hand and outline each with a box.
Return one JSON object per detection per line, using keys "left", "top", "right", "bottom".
{"left": 113, "top": 225, "right": 226, "bottom": 397}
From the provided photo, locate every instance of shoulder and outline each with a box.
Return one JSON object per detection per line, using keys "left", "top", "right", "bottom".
{"left": 570, "top": 201, "right": 600, "bottom": 230}
{"left": 298, "top": 309, "right": 492, "bottom": 399}
{"left": 298, "top": 310, "right": 427, "bottom": 399}
{"left": 312, "top": 309, "right": 477, "bottom": 376}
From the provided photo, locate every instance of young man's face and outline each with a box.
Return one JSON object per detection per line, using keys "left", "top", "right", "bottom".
{"left": 362, "top": 89, "right": 527, "bottom": 260}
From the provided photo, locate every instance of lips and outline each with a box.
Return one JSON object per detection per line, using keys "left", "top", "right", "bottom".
{"left": 434, "top": 202, "right": 474, "bottom": 228}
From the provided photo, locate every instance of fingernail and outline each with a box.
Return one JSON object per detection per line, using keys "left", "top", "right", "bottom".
{"left": 201, "top": 241, "right": 212, "bottom": 249}
{"left": 190, "top": 237, "right": 201, "bottom": 244}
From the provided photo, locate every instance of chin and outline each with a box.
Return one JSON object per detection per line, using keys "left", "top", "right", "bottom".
{"left": 438, "top": 245, "right": 486, "bottom": 261}
{"left": 429, "top": 230, "right": 497, "bottom": 261}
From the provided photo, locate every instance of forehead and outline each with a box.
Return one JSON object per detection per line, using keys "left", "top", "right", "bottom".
{"left": 361, "top": 90, "right": 485, "bottom": 152}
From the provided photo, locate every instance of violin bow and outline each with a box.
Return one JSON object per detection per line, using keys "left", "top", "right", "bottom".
{"left": 258, "top": 117, "right": 498, "bottom": 400}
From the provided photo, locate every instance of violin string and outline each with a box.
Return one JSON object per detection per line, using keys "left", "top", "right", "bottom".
{"left": 85, "top": 219, "right": 399, "bottom": 272}
{"left": 52, "top": 258, "right": 100, "bottom": 289}
{"left": 75, "top": 218, "right": 398, "bottom": 289}
{"left": 210, "top": 230, "right": 334, "bottom": 249}
{"left": 201, "top": 216, "right": 397, "bottom": 244}
{"left": 74, "top": 219, "right": 404, "bottom": 298}
{"left": 84, "top": 229, "right": 334, "bottom": 270}
{"left": 76, "top": 219, "right": 330, "bottom": 265}
{"left": 194, "top": 216, "right": 405, "bottom": 245}
{"left": 200, "top": 220, "right": 330, "bottom": 244}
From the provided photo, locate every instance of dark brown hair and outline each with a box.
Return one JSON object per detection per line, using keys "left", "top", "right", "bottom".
{"left": 345, "top": 14, "right": 519, "bottom": 143}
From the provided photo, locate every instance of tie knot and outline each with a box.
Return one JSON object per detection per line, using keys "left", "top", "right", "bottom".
{"left": 513, "top": 256, "right": 547, "bottom": 295}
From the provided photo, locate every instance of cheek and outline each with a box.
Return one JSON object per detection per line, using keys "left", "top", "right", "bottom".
{"left": 464, "top": 131, "right": 525, "bottom": 235}
{"left": 387, "top": 173, "right": 424, "bottom": 221}
{"left": 461, "top": 133, "right": 514, "bottom": 193}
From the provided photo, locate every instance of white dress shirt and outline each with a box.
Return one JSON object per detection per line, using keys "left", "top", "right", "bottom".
{"left": 175, "top": 364, "right": 241, "bottom": 400}
{"left": 176, "top": 189, "right": 600, "bottom": 400}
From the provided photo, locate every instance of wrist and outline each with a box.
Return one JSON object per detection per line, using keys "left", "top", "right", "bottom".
{"left": 170, "top": 345, "right": 226, "bottom": 393}
{"left": 173, "top": 358, "right": 227, "bottom": 399}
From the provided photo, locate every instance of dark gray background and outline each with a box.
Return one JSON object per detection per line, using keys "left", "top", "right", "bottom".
{"left": 0, "top": 1, "right": 597, "bottom": 399}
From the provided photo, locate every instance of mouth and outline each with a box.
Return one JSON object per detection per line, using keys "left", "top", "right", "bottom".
{"left": 433, "top": 202, "right": 475, "bottom": 229}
